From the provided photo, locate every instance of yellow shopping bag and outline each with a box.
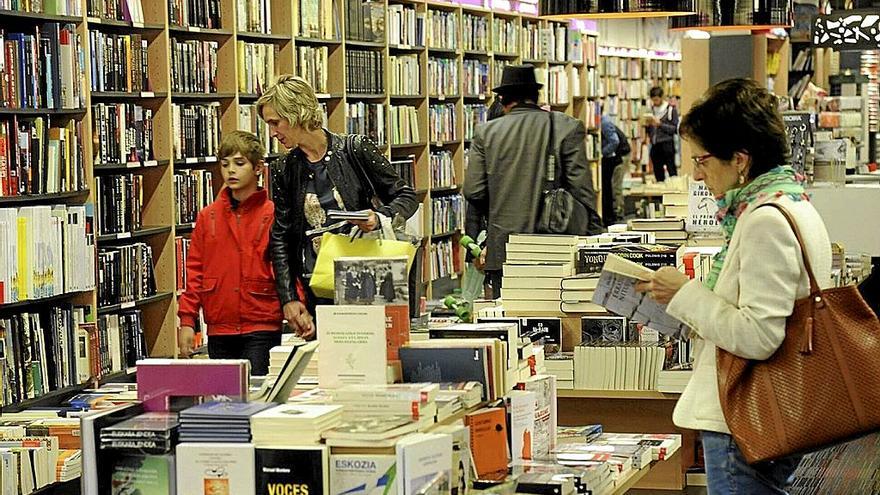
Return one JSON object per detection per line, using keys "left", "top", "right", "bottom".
{"left": 309, "top": 232, "right": 417, "bottom": 299}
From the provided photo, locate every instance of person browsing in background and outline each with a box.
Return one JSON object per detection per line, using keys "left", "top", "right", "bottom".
{"left": 600, "top": 114, "right": 629, "bottom": 226}
{"left": 635, "top": 79, "right": 832, "bottom": 494}
{"left": 257, "top": 75, "right": 418, "bottom": 338}
{"left": 177, "top": 131, "right": 283, "bottom": 376}
{"left": 646, "top": 86, "right": 679, "bottom": 182}
{"left": 464, "top": 65, "right": 603, "bottom": 298}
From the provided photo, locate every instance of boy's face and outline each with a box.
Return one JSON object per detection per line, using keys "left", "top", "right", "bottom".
{"left": 220, "top": 153, "right": 262, "bottom": 191}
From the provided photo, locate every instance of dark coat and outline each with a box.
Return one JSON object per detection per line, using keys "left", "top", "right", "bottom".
{"left": 269, "top": 132, "right": 418, "bottom": 305}
{"left": 463, "top": 104, "right": 601, "bottom": 271}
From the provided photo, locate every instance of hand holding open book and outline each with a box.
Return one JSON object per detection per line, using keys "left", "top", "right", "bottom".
{"left": 591, "top": 254, "right": 689, "bottom": 338}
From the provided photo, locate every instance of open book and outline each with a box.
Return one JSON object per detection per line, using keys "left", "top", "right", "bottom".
{"left": 591, "top": 254, "right": 687, "bottom": 338}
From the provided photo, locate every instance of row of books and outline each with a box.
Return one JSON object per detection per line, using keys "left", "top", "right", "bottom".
{"left": 174, "top": 169, "right": 215, "bottom": 225}
{"left": 584, "top": 98, "right": 601, "bottom": 130}
{"left": 87, "top": 0, "right": 143, "bottom": 22}
{"left": 88, "top": 31, "right": 150, "bottom": 94}
{"left": 521, "top": 22, "right": 541, "bottom": 60}
{"left": 464, "top": 103, "right": 488, "bottom": 141}
{"left": 12, "top": 0, "right": 81, "bottom": 15}
{"left": 346, "top": 49, "right": 384, "bottom": 95}
{"left": 238, "top": 104, "right": 282, "bottom": 156}
{"left": 174, "top": 235, "right": 191, "bottom": 292}
{"left": 427, "top": 9, "right": 459, "bottom": 49}
{"left": 431, "top": 194, "right": 464, "bottom": 234}
{"left": 429, "top": 103, "right": 457, "bottom": 143}
{"left": 540, "top": 25, "right": 572, "bottom": 63}
{"left": 236, "top": 0, "right": 271, "bottom": 34}
{"left": 493, "top": 59, "right": 516, "bottom": 90}
{"left": 95, "top": 173, "right": 142, "bottom": 235}
{"left": 96, "top": 242, "right": 157, "bottom": 307}
{"left": 172, "top": 102, "right": 221, "bottom": 160}
{"left": 545, "top": 65, "right": 580, "bottom": 104}
{"left": 0, "top": 304, "right": 91, "bottom": 405}
{"left": 390, "top": 54, "right": 421, "bottom": 96}
{"left": 573, "top": 343, "right": 666, "bottom": 390}
{"left": 0, "top": 205, "right": 96, "bottom": 304}
{"left": 96, "top": 310, "right": 148, "bottom": 374}
{"left": 297, "top": 45, "right": 329, "bottom": 94}
{"left": 389, "top": 104, "right": 419, "bottom": 145}
{"left": 237, "top": 41, "right": 276, "bottom": 95}
{"left": 0, "top": 25, "right": 85, "bottom": 110}
{"left": 463, "top": 59, "right": 490, "bottom": 96}
{"left": 344, "top": 0, "right": 382, "bottom": 42}
{"left": 388, "top": 4, "right": 425, "bottom": 47}
{"left": 462, "top": 13, "right": 489, "bottom": 52}
{"left": 430, "top": 149, "right": 455, "bottom": 189}
{"left": 492, "top": 17, "right": 518, "bottom": 54}
{"left": 428, "top": 57, "right": 459, "bottom": 96}
{"left": 431, "top": 237, "right": 461, "bottom": 280}
{"left": 300, "top": 0, "right": 337, "bottom": 39}
{"left": 92, "top": 103, "right": 154, "bottom": 165}
{"left": 170, "top": 38, "right": 219, "bottom": 94}
{"left": 168, "top": 0, "right": 222, "bottom": 29}
{"left": 586, "top": 67, "right": 600, "bottom": 99}
{"left": 390, "top": 155, "right": 415, "bottom": 189}
{"left": 346, "top": 102, "right": 386, "bottom": 146}
{"left": 0, "top": 118, "right": 87, "bottom": 197}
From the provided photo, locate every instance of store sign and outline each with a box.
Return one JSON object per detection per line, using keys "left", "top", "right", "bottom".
{"left": 813, "top": 9, "right": 880, "bottom": 50}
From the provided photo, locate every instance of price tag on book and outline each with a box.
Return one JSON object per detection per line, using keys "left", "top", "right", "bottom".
{"left": 118, "top": 232, "right": 131, "bottom": 239}
{"left": 121, "top": 302, "right": 136, "bottom": 309}
{"left": 141, "top": 91, "right": 154, "bottom": 98}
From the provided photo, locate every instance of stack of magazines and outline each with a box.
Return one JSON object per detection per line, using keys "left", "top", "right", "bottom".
{"left": 178, "top": 401, "right": 275, "bottom": 443}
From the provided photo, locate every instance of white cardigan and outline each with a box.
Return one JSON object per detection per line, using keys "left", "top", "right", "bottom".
{"left": 666, "top": 196, "right": 832, "bottom": 434}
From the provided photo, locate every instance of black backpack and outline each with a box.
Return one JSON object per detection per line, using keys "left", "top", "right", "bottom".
{"left": 614, "top": 125, "right": 631, "bottom": 157}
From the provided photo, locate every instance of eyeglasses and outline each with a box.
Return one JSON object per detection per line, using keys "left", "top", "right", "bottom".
{"left": 691, "top": 153, "right": 713, "bottom": 168}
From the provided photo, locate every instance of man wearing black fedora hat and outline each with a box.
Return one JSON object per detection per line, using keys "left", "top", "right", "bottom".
{"left": 464, "top": 64, "right": 602, "bottom": 298}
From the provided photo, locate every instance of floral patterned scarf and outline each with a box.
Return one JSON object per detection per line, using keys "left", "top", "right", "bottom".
{"left": 704, "top": 166, "right": 809, "bottom": 290}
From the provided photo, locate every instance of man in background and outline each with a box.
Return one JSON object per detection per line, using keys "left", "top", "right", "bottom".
{"left": 465, "top": 65, "right": 601, "bottom": 298}
{"left": 646, "top": 86, "right": 679, "bottom": 182}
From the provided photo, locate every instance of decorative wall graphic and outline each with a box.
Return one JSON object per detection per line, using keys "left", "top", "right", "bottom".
{"left": 813, "top": 10, "right": 880, "bottom": 49}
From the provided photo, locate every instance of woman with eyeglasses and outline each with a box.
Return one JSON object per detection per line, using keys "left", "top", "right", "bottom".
{"left": 635, "top": 78, "right": 832, "bottom": 494}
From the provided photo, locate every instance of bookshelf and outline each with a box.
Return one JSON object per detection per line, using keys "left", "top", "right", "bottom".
{"left": 0, "top": 0, "right": 602, "bottom": 412}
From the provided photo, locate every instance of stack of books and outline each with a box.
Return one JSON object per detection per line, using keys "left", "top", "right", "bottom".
{"left": 100, "top": 412, "right": 179, "bottom": 454}
{"left": 573, "top": 343, "right": 665, "bottom": 391}
{"left": 501, "top": 234, "right": 579, "bottom": 314}
{"left": 628, "top": 218, "right": 688, "bottom": 245}
{"left": 251, "top": 404, "right": 344, "bottom": 446}
{"left": 178, "top": 401, "right": 275, "bottom": 443}
{"left": 321, "top": 415, "right": 425, "bottom": 447}
{"left": 56, "top": 450, "right": 82, "bottom": 482}
{"left": 661, "top": 191, "right": 688, "bottom": 219}
{"left": 328, "top": 383, "right": 440, "bottom": 422}
{"left": 560, "top": 274, "right": 603, "bottom": 314}
{"left": 545, "top": 352, "right": 574, "bottom": 389}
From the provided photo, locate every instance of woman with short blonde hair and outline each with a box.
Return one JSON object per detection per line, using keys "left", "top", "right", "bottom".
{"left": 258, "top": 75, "right": 417, "bottom": 340}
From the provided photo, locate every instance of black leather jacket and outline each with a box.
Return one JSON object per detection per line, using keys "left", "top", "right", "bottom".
{"left": 269, "top": 131, "right": 418, "bottom": 305}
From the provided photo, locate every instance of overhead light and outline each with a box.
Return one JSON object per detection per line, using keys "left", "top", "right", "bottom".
{"left": 539, "top": 0, "right": 696, "bottom": 20}
{"left": 668, "top": 0, "right": 792, "bottom": 31}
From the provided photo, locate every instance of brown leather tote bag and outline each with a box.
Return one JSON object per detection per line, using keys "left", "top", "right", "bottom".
{"left": 717, "top": 202, "right": 880, "bottom": 464}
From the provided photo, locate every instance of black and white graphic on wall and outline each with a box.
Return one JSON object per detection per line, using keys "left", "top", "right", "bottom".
{"left": 334, "top": 256, "right": 409, "bottom": 305}
{"left": 581, "top": 316, "right": 628, "bottom": 344}
{"left": 813, "top": 11, "right": 880, "bottom": 49}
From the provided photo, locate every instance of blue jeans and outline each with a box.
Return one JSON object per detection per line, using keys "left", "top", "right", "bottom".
{"left": 702, "top": 431, "right": 802, "bottom": 495}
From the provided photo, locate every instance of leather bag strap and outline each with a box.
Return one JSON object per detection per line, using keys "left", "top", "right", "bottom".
{"left": 757, "top": 202, "right": 820, "bottom": 295}
{"left": 545, "top": 110, "right": 558, "bottom": 186}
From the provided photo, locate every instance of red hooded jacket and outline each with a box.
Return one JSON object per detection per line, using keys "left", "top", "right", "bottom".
{"left": 177, "top": 188, "right": 283, "bottom": 335}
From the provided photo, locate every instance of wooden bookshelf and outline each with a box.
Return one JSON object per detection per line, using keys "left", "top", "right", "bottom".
{"left": 0, "top": 1, "right": 605, "bottom": 409}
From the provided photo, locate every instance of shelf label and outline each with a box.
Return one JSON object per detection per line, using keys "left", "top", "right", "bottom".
{"left": 400, "top": 44, "right": 411, "bottom": 49}
{"left": 487, "top": 51, "right": 494, "bottom": 57}
{"left": 315, "top": 93, "right": 330, "bottom": 99}
{"left": 479, "top": 94, "right": 485, "bottom": 101}
{"left": 121, "top": 301, "right": 136, "bottom": 309}
{"left": 144, "top": 160, "right": 158, "bottom": 167}
{"left": 87, "top": 16, "right": 101, "bottom": 23}
{"left": 436, "top": 141, "right": 443, "bottom": 147}
{"left": 141, "top": 91, "right": 155, "bottom": 98}
{"left": 126, "top": 162, "right": 139, "bottom": 168}
{"left": 118, "top": 232, "right": 132, "bottom": 239}
{"left": 190, "top": 26, "right": 201, "bottom": 32}
{"left": 133, "top": 21, "right": 144, "bottom": 28}
{"left": 186, "top": 157, "right": 198, "bottom": 163}
{"left": 438, "top": 95, "right": 445, "bottom": 101}
{"left": 205, "top": 156, "right": 217, "bottom": 163}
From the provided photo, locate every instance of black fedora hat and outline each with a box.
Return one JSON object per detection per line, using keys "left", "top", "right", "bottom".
{"left": 492, "top": 64, "right": 543, "bottom": 94}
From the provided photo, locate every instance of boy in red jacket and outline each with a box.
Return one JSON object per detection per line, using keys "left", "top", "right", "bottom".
{"left": 177, "top": 131, "right": 283, "bottom": 375}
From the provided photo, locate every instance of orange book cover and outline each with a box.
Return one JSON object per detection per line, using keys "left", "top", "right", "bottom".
{"left": 385, "top": 304, "right": 410, "bottom": 361}
{"left": 464, "top": 407, "right": 509, "bottom": 480}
